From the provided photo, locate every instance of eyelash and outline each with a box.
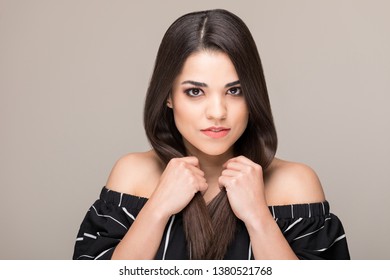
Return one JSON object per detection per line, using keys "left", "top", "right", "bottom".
{"left": 184, "top": 88, "right": 204, "bottom": 97}
{"left": 184, "top": 87, "right": 242, "bottom": 97}
{"left": 227, "top": 87, "right": 242, "bottom": 96}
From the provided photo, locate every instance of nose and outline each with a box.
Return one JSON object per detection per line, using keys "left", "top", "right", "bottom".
{"left": 205, "top": 95, "right": 227, "bottom": 120}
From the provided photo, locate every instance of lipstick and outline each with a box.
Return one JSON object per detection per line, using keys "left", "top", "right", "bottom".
{"left": 201, "top": 126, "right": 231, "bottom": 139}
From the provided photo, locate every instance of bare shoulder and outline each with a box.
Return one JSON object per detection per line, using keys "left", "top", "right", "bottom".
{"left": 105, "top": 150, "right": 163, "bottom": 198}
{"left": 264, "top": 158, "right": 326, "bottom": 206}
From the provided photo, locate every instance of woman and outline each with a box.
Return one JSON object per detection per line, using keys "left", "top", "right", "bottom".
{"left": 73, "top": 9, "right": 350, "bottom": 260}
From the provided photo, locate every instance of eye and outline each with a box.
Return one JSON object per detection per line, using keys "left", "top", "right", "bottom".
{"left": 184, "top": 88, "right": 204, "bottom": 97}
{"left": 227, "top": 87, "right": 242, "bottom": 96}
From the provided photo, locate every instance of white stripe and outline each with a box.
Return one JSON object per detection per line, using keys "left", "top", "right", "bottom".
{"left": 314, "top": 234, "right": 346, "bottom": 252}
{"left": 162, "top": 215, "right": 176, "bottom": 260}
{"left": 76, "top": 237, "right": 84, "bottom": 242}
{"left": 95, "top": 247, "right": 115, "bottom": 260}
{"left": 77, "top": 255, "right": 94, "bottom": 259}
{"left": 293, "top": 217, "right": 332, "bottom": 241}
{"left": 83, "top": 233, "right": 97, "bottom": 239}
{"left": 308, "top": 204, "right": 311, "bottom": 218}
{"left": 248, "top": 241, "right": 252, "bottom": 260}
{"left": 283, "top": 217, "right": 303, "bottom": 233}
{"left": 91, "top": 205, "right": 128, "bottom": 230}
{"left": 122, "top": 207, "right": 136, "bottom": 221}
{"left": 291, "top": 205, "right": 294, "bottom": 219}
{"left": 271, "top": 206, "right": 275, "bottom": 219}
{"left": 293, "top": 225, "right": 325, "bottom": 241}
{"left": 118, "top": 193, "right": 123, "bottom": 207}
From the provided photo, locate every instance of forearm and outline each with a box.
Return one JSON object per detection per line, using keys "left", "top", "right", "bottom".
{"left": 245, "top": 207, "right": 298, "bottom": 260}
{"left": 111, "top": 198, "right": 170, "bottom": 259}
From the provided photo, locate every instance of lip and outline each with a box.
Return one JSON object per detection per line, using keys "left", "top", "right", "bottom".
{"left": 201, "top": 126, "right": 231, "bottom": 139}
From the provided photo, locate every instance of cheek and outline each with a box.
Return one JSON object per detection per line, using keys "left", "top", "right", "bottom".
{"left": 234, "top": 104, "right": 249, "bottom": 128}
{"left": 172, "top": 102, "right": 198, "bottom": 130}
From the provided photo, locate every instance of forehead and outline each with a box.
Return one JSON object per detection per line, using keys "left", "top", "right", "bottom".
{"left": 175, "top": 51, "right": 239, "bottom": 84}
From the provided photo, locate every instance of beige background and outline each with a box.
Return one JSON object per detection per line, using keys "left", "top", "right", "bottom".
{"left": 1, "top": 0, "right": 389, "bottom": 259}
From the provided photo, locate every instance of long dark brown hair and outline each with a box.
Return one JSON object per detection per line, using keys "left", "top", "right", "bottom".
{"left": 143, "top": 9, "right": 277, "bottom": 259}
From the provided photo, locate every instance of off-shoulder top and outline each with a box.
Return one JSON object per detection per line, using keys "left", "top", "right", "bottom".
{"left": 73, "top": 187, "right": 350, "bottom": 260}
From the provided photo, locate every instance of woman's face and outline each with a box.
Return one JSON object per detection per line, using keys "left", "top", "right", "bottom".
{"left": 168, "top": 51, "right": 249, "bottom": 157}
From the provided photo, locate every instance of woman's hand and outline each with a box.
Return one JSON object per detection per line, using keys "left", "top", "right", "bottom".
{"left": 150, "top": 156, "right": 208, "bottom": 218}
{"left": 218, "top": 156, "right": 268, "bottom": 223}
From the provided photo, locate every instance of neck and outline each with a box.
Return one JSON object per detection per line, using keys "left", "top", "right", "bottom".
{"left": 198, "top": 153, "right": 231, "bottom": 177}
{"left": 186, "top": 144, "right": 233, "bottom": 174}
{"left": 185, "top": 145, "right": 234, "bottom": 202}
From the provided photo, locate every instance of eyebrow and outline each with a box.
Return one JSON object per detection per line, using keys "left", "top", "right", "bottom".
{"left": 181, "top": 80, "right": 240, "bottom": 88}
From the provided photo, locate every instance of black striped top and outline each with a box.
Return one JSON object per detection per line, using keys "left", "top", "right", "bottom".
{"left": 73, "top": 187, "right": 350, "bottom": 260}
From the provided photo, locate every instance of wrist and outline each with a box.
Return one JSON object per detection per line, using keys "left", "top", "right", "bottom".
{"left": 144, "top": 196, "right": 173, "bottom": 222}
{"left": 243, "top": 205, "right": 274, "bottom": 233}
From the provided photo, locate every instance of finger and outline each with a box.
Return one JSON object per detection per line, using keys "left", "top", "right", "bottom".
{"left": 224, "top": 161, "right": 246, "bottom": 171}
{"left": 186, "top": 163, "right": 205, "bottom": 177}
{"left": 224, "top": 155, "right": 254, "bottom": 167}
{"left": 181, "top": 156, "right": 200, "bottom": 166}
{"left": 221, "top": 168, "right": 240, "bottom": 177}
{"left": 169, "top": 157, "right": 203, "bottom": 176}
{"left": 224, "top": 157, "right": 263, "bottom": 175}
{"left": 218, "top": 175, "right": 235, "bottom": 189}
{"left": 188, "top": 173, "right": 207, "bottom": 192}
{"left": 218, "top": 176, "right": 226, "bottom": 189}
{"left": 198, "top": 179, "right": 209, "bottom": 192}
{"left": 185, "top": 171, "right": 207, "bottom": 193}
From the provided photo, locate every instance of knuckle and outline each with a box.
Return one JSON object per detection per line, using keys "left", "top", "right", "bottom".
{"left": 226, "top": 162, "right": 233, "bottom": 169}
{"left": 191, "top": 156, "right": 199, "bottom": 164}
{"left": 254, "top": 164, "right": 262, "bottom": 172}
{"left": 187, "top": 175, "right": 196, "bottom": 185}
{"left": 184, "top": 168, "right": 193, "bottom": 177}
{"left": 178, "top": 161, "right": 187, "bottom": 168}
{"left": 200, "top": 182, "right": 208, "bottom": 192}
{"left": 169, "top": 158, "right": 180, "bottom": 166}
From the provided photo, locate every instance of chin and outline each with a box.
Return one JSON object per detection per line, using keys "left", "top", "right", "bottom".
{"left": 192, "top": 144, "right": 233, "bottom": 157}
{"left": 183, "top": 136, "right": 236, "bottom": 158}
